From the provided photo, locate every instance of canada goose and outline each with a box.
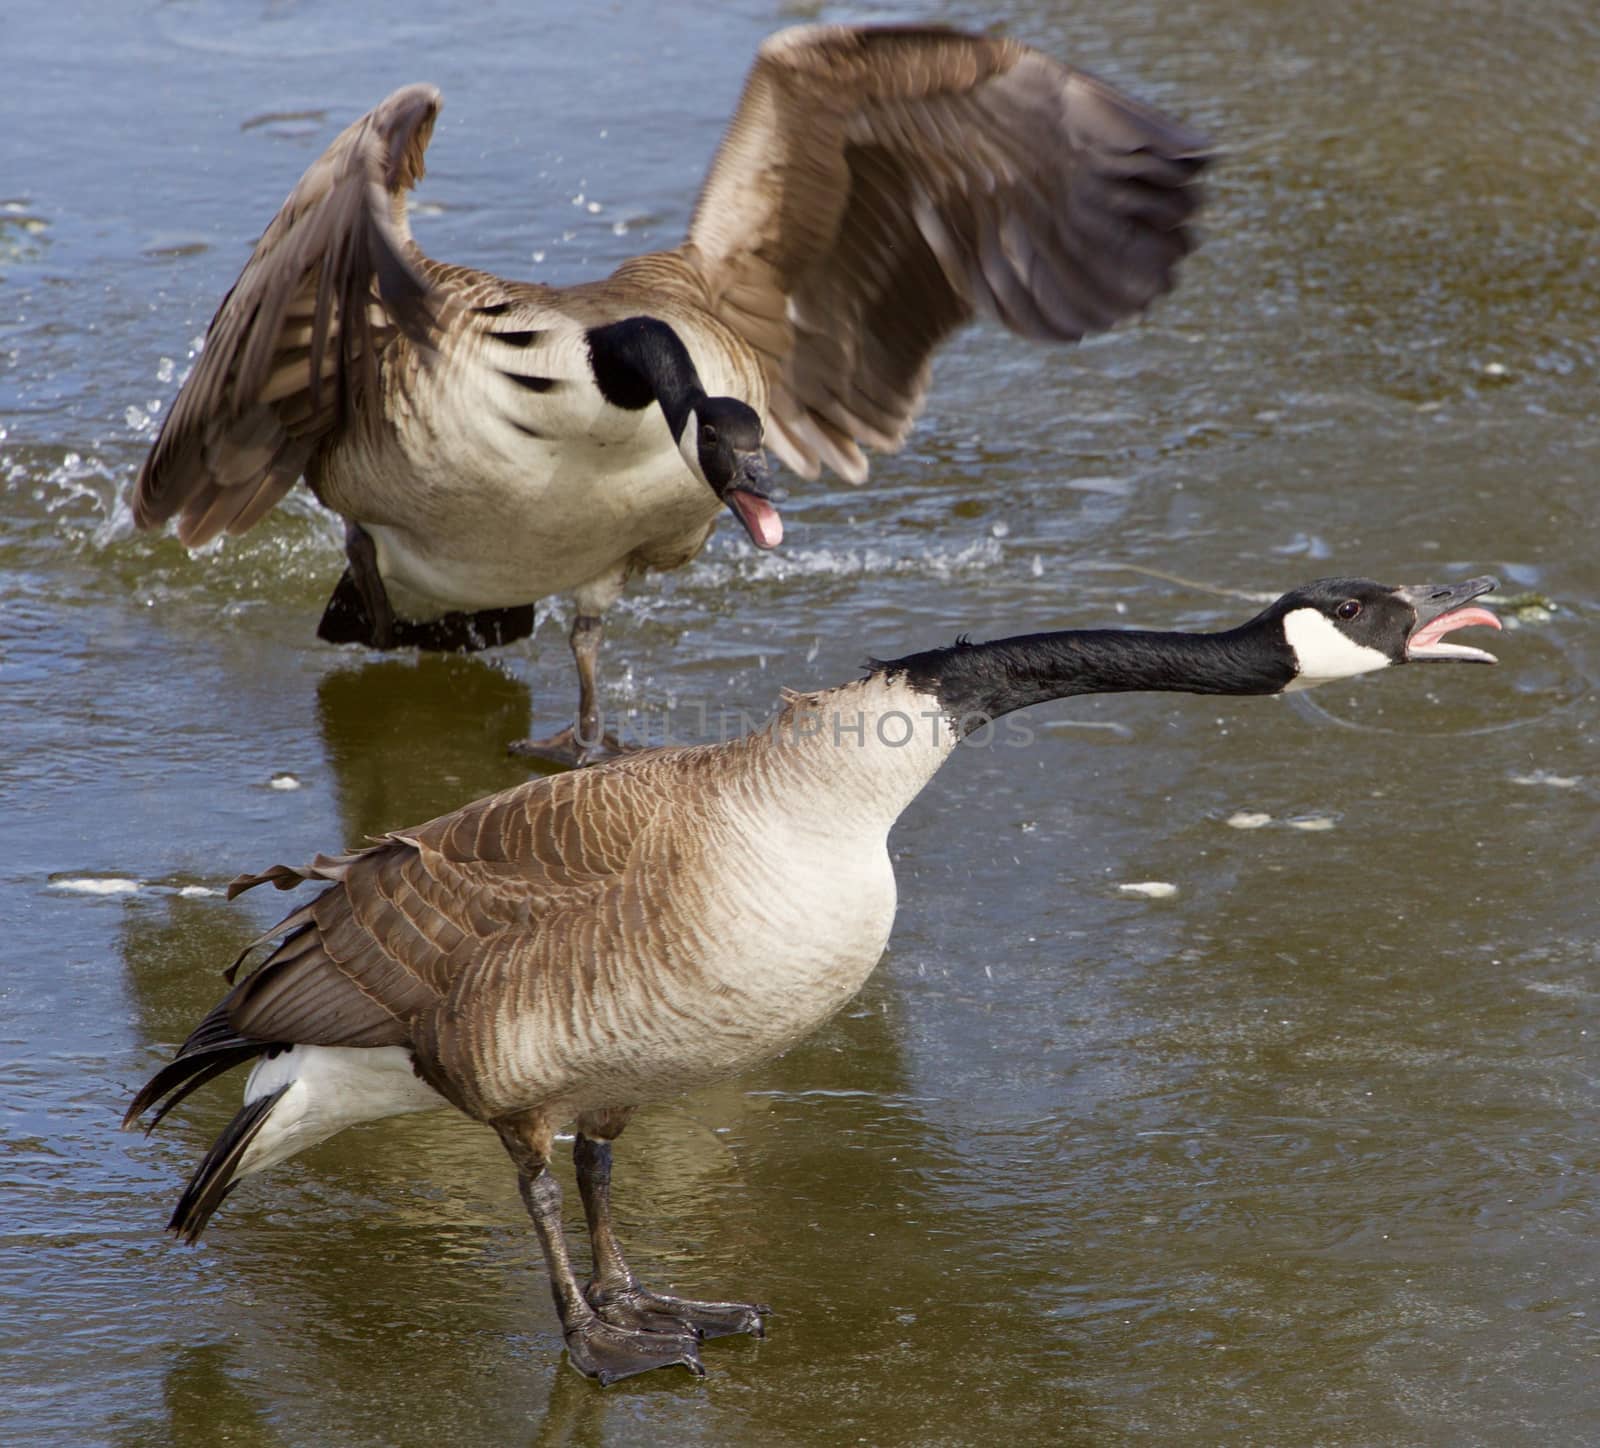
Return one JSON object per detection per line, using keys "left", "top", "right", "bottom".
{"left": 129, "top": 25, "right": 1211, "bottom": 763}
{"left": 124, "top": 575, "right": 1499, "bottom": 1383}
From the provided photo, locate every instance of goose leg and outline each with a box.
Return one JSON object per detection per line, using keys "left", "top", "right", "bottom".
{"left": 498, "top": 1116, "right": 703, "bottom": 1385}
{"left": 319, "top": 523, "right": 536, "bottom": 654}
{"left": 509, "top": 614, "right": 629, "bottom": 767}
{"left": 318, "top": 521, "right": 400, "bottom": 649}
{"left": 574, "top": 1132, "right": 768, "bottom": 1341}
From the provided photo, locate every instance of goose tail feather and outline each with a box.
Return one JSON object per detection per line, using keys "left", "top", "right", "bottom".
{"left": 122, "top": 1000, "right": 272, "bottom": 1133}
{"left": 167, "top": 1086, "right": 291, "bottom": 1244}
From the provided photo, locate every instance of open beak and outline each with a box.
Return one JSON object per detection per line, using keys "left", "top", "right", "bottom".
{"left": 723, "top": 452, "right": 783, "bottom": 551}
{"left": 1399, "top": 576, "right": 1501, "bottom": 663}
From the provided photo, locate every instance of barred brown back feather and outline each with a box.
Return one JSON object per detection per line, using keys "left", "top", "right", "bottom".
{"left": 205, "top": 748, "right": 727, "bottom": 1117}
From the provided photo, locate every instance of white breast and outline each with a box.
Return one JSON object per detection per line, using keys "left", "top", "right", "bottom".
{"left": 701, "top": 818, "right": 901, "bottom": 1061}
{"left": 540, "top": 675, "right": 953, "bottom": 1110}
{"left": 319, "top": 324, "right": 722, "bottom": 611}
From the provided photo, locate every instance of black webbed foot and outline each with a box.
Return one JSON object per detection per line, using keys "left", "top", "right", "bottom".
{"left": 508, "top": 724, "right": 633, "bottom": 769}
{"left": 562, "top": 1315, "right": 705, "bottom": 1386}
{"left": 586, "top": 1283, "right": 768, "bottom": 1342}
{"left": 316, "top": 521, "right": 534, "bottom": 653}
{"left": 389, "top": 603, "right": 535, "bottom": 653}
{"left": 317, "top": 564, "right": 395, "bottom": 648}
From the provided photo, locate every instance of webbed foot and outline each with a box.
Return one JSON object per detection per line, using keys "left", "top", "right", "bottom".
{"left": 508, "top": 725, "right": 633, "bottom": 768}
{"left": 586, "top": 1283, "right": 768, "bottom": 1341}
{"left": 563, "top": 1316, "right": 704, "bottom": 1386}
{"left": 316, "top": 551, "right": 533, "bottom": 655}
{"left": 392, "top": 604, "right": 535, "bottom": 654}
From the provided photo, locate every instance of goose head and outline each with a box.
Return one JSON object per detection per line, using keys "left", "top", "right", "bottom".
{"left": 678, "top": 397, "right": 783, "bottom": 550}
{"left": 1267, "top": 575, "right": 1501, "bottom": 691}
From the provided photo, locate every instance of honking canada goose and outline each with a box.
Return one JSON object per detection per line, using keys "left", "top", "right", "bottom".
{"left": 129, "top": 24, "right": 1211, "bottom": 762}
{"left": 125, "top": 576, "right": 1500, "bottom": 1383}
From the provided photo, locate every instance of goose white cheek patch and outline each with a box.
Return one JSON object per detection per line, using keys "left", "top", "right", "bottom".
{"left": 1281, "top": 608, "right": 1392, "bottom": 690}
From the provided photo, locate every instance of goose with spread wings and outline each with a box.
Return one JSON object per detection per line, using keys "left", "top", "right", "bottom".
{"left": 132, "top": 24, "right": 1211, "bottom": 762}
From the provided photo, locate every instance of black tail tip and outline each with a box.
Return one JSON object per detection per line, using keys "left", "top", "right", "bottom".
{"left": 161, "top": 1085, "right": 287, "bottom": 1245}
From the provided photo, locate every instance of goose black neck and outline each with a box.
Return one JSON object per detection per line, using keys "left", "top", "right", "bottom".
{"left": 880, "top": 623, "right": 1295, "bottom": 729}
{"left": 587, "top": 316, "right": 706, "bottom": 439}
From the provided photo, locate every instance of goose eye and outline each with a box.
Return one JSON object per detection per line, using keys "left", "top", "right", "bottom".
{"left": 700, "top": 423, "right": 717, "bottom": 444}
{"left": 1336, "top": 600, "right": 1361, "bottom": 621}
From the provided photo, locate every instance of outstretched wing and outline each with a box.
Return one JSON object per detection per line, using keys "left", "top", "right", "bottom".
{"left": 132, "top": 84, "right": 445, "bottom": 547}
{"left": 685, "top": 25, "right": 1212, "bottom": 482}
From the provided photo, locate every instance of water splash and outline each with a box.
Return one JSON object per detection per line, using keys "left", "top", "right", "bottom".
{"left": 686, "top": 534, "right": 1006, "bottom": 588}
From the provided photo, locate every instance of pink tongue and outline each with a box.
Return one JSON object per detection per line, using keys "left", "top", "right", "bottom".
{"left": 729, "top": 491, "right": 784, "bottom": 550}
{"left": 1411, "top": 605, "right": 1502, "bottom": 649}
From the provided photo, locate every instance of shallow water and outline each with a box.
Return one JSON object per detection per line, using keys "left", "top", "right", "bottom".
{"left": 4, "top": 1, "right": 1599, "bottom": 1444}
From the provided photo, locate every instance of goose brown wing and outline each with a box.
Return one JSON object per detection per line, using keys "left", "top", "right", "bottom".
{"left": 217, "top": 766, "right": 664, "bottom": 1050}
{"left": 131, "top": 84, "right": 445, "bottom": 547}
{"left": 685, "top": 25, "right": 1211, "bottom": 482}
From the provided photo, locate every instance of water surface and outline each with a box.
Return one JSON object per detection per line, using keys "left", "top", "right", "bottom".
{"left": 3, "top": 2, "right": 1598, "bottom": 1444}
